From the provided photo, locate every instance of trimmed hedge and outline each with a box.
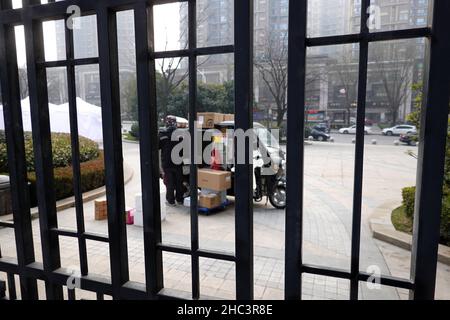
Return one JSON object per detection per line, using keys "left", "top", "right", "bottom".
{"left": 27, "top": 152, "right": 105, "bottom": 202}
{"left": 402, "top": 186, "right": 450, "bottom": 246}
{"left": 130, "top": 122, "right": 139, "bottom": 139}
{"left": 401, "top": 133, "right": 450, "bottom": 246}
{"left": 1, "top": 130, "right": 105, "bottom": 204}
{"left": 402, "top": 187, "right": 416, "bottom": 219}
{"left": 0, "top": 131, "right": 99, "bottom": 173}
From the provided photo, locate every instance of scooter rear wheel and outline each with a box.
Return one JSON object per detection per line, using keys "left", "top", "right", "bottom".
{"left": 269, "top": 186, "right": 287, "bottom": 209}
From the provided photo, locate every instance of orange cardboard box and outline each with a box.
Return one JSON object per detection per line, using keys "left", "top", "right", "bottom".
{"left": 199, "top": 193, "right": 222, "bottom": 209}
{"left": 198, "top": 169, "right": 232, "bottom": 191}
{"left": 95, "top": 199, "right": 108, "bottom": 221}
{"left": 223, "top": 114, "right": 235, "bottom": 121}
{"left": 197, "top": 113, "right": 224, "bottom": 128}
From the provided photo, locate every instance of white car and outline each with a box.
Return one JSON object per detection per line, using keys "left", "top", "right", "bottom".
{"left": 339, "top": 125, "right": 372, "bottom": 135}
{"left": 382, "top": 125, "right": 417, "bottom": 136}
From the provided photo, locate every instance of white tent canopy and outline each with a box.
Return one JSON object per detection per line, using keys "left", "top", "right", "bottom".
{"left": 0, "top": 97, "right": 103, "bottom": 142}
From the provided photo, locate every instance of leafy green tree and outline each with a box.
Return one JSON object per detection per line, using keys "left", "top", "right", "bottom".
{"left": 406, "top": 83, "right": 423, "bottom": 129}
{"left": 125, "top": 75, "right": 235, "bottom": 122}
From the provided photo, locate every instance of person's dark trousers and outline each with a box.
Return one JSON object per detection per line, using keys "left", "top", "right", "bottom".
{"left": 164, "top": 166, "right": 184, "bottom": 204}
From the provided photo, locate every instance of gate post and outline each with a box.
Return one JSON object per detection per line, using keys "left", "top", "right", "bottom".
{"left": 0, "top": 0, "right": 38, "bottom": 300}
{"left": 285, "top": 0, "right": 307, "bottom": 300}
{"left": 23, "top": 2, "right": 63, "bottom": 300}
{"left": 410, "top": 0, "right": 450, "bottom": 300}
{"left": 234, "top": 0, "right": 254, "bottom": 300}
{"left": 97, "top": 7, "right": 130, "bottom": 299}
{"left": 134, "top": 2, "right": 164, "bottom": 298}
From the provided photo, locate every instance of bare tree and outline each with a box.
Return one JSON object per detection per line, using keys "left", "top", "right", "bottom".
{"left": 331, "top": 54, "right": 359, "bottom": 126}
{"left": 18, "top": 68, "right": 28, "bottom": 99}
{"left": 254, "top": 31, "right": 325, "bottom": 127}
{"left": 371, "top": 41, "right": 415, "bottom": 125}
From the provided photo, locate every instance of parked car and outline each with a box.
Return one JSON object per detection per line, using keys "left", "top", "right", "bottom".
{"left": 400, "top": 133, "right": 418, "bottom": 146}
{"left": 305, "top": 127, "right": 331, "bottom": 141}
{"left": 382, "top": 125, "right": 417, "bottom": 136}
{"left": 338, "top": 125, "right": 372, "bottom": 135}
{"left": 313, "top": 123, "right": 330, "bottom": 133}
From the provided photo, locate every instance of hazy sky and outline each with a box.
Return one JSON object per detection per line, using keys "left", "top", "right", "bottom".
{"left": 12, "top": 0, "right": 181, "bottom": 68}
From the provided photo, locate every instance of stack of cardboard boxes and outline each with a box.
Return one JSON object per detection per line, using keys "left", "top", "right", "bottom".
{"left": 197, "top": 169, "right": 232, "bottom": 209}
{"left": 197, "top": 112, "right": 234, "bottom": 129}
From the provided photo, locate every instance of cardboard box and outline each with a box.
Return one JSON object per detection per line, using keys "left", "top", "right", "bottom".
{"left": 198, "top": 169, "right": 232, "bottom": 191}
{"left": 199, "top": 194, "right": 222, "bottom": 209}
{"left": 95, "top": 199, "right": 108, "bottom": 221}
{"left": 201, "top": 189, "right": 227, "bottom": 203}
{"left": 197, "top": 113, "right": 224, "bottom": 128}
{"left": 223, "top": 114, "right": 235, "bottom": 121}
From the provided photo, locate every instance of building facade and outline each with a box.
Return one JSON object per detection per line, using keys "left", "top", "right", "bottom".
{"left": 187, "top": 0, "right": 429, "bottom": 127}
{"left": 54, "top": 11, "right": 136, "bottom": 108}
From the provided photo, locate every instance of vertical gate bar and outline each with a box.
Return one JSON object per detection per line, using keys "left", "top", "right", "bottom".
{"left": 97, "top": 6, "right": 129, "bottom": 299}
{"left": 134, "top": 1, "right": 164, "bottom": 298}
{"left": 23, "top": 9, "right": 63, "bottom": 300}
{"left": 410, "top": 0, "right": 450, "bottom": 300}
{"left": 188, "top": 0, "right": 200, "bottom": 300}
{"left": 0, "top": 280, "right": 4, "bottom": 299}
{"left": 67, "top": 288, "right": 76, "bottom": 301}
{"left": 7, "top": 273, "right": 16, "bottom": 300}
{"left": 349, "top": 0, "right": 370, "bottom": 300}
{"left": 65, "top": 14, "right": 89, "bottom": 277}
{"left": 285, "top": 0, "right": 307, "bottom": 300}
{"left": 234, "top": 0, "right": 254, "bottom": 300}
{"left": 0, "top": 0, "right": 38, "bottom": 300}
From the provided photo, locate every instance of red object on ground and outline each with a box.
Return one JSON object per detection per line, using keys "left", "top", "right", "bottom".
{"left": 125, "top": 208, "right": 135, "bottom": 225}
{"left": 210, "top": 148, "right": 222, "bottom": 170}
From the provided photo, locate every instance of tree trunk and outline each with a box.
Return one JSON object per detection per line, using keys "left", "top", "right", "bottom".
{"left": 346, "top": 106, "right": 351, "bottom": 126}
{"left": 391, "top": 108, "right": 399, "bottom": 126}
{"left": 277, "top": 108, "right": 285, "bottom": 127}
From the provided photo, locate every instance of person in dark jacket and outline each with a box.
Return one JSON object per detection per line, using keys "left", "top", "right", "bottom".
{"left": 159, "top": 116, "right": 184, "bottom": 206}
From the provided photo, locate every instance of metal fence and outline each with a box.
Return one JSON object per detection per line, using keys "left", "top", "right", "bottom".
{"left": 0, "top": 0, "right": 449, "bottom": 300}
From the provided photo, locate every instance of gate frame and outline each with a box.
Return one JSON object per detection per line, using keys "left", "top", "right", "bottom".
{"left": 285, "top": 0, "right": 450, "bottom": 300}
{"left": 0, "top": 0, "right": 448, "bottom": 301}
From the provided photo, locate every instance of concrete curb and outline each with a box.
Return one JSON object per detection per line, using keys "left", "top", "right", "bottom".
{"left": 1, "top": 163, "right": 134, "bottom": 222}
{"left": 122, "top": 138, "right": 140, "bottom": 144}
{"left": 369, "top": 201, "right": 450, "bottom": 266}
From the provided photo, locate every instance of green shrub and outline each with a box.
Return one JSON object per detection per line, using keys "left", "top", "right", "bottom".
{"left": 441, "top": 188, "right": 450, "bottom": 244}
{"left": 402, "top": 186, "right": 416, "bottom": 218}
{"left": 0, "top": 131, "right": 99, "bottom": 173}
{"left": 400, "top": 133, "right": 450, "bottom": 245}
{"left": 27, "top": 152, "right": 105, "bottom": 202}
{"left": 130, "top": 122, "right": 139, "bottom": 139}
{"left": 402, "top": 186, "right": 450, "bottom": 245}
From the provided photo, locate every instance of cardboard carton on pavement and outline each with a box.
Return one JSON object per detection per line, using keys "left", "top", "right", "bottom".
{"left": 197, "top": 169, "right": 231, "bottom": 191}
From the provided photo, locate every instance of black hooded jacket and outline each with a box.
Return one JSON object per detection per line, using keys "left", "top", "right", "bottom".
{"left": 159, "top": 127, "right": 181, "bottom": 169}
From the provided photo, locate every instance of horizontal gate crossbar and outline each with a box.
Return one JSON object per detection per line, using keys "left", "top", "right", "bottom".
{"left": 50, "top": 228, "right": 109, "bottom": 243}
{"left": 0, "top": 221, "right": 14, "bottom": 228}
{"left": 301, "top": 264, "right": 414, "bottom": 291}
{"left": 358, "top": 272, "right": 415, "bottom": 291}
{"left": 0, "top": 0, "right": 188, "bottom": 26}
{"left": 306, "top": 27, "right": 431, "bottom": 47}
{"left": 0, "top": 257, "right": 191, "bottom": 300}
{"left": 157, "top": 244, "right": 236, "bottom": 262}
{"left": 152, "top": 45, "right": 234, "bottom": 59}
{"left": 38, "top": 57, "right": 99, "bottom": 68}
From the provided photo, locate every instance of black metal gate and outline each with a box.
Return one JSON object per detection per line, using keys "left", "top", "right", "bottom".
{"left": 0, "top": 0, "right": 449, "bottom": 301}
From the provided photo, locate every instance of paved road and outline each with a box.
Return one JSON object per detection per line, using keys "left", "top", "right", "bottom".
{"left": 327, "top": 131, "right": 414, "bottom": 146}
{"left": 1, "top": 140, "right": 448, "bottom": 300}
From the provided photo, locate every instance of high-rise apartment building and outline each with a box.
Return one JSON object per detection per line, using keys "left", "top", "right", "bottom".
{"left": 54, "top": 11, "right": 136, "bottom": 107}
